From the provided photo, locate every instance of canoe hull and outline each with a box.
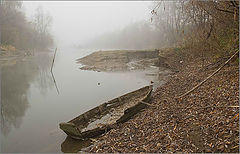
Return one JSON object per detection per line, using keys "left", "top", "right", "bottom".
{"left": 59, "top": 85, "right": 152, "bottom": 140}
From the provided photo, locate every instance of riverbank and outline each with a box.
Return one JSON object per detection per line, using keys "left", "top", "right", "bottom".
{"left": 0, "top": 46, "right": 53, "bottom": 67}
{"left": 85, "top": 48, "right": 239, "bottom": 153}
{"left": 0, "top": 46, "right": 25, "bottom": 67}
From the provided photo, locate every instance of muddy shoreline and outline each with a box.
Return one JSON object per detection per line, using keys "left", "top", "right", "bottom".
{"left": 77, "top": 50, "right": 160, "bottom": 72}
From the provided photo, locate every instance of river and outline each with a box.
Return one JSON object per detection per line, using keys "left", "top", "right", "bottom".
{"left": 0, "top": 47, "right": 164, "bottom": 152}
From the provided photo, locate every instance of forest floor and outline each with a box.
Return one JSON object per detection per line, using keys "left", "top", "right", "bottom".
{"left": 85, "top": 49, "right": 239, "bottom": 153}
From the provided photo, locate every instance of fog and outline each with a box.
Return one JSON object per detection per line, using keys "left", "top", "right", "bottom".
{"left": 23, "top": 1, "right": 152, "bottom": 47}
{"left": 2, "top": 1, "right": 238, "bottom": 153}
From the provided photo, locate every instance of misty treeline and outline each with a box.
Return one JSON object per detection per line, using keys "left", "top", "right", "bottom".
{"left": 80, "top": 21, "right": 165, "bottom": 49}
{"left": 151, "top": 0, "right": 239, "bottom": 57}
{"left": 0, "top": 1, "right": 53, "bottom": 51}
{"left": 82, "top": 0, "right": 239, "bottom": 57}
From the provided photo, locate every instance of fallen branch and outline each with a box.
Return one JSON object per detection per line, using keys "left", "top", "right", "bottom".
{"left": 176, "top": 50, "right": 239, "bottom": 98}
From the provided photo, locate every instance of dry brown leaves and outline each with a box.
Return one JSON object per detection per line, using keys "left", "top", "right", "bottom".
{"left": 86, "top": 58, "right": 239, "bottom": 153}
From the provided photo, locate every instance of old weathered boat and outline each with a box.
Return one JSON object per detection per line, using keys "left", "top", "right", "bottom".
{"left": 59, "top": 85, "right": 153, "bottom": 140}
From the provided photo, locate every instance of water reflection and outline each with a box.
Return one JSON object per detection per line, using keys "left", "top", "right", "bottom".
{"left": 61, "top": 136, "right": 93, "bottom": 153}
{"left": 1, "top": 48, "right": 162, "bottom": 152}
{"left": 1, "top": 53, "right": 54, "bottom": 135}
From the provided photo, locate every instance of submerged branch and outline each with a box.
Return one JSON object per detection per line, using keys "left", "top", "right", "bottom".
{"left": 51, "top": 48, "right": 59, "bottom": 94}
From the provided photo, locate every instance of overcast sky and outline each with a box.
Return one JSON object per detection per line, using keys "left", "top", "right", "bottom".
{"left": 23, "top": 1, "right": 153, "bottom": 47}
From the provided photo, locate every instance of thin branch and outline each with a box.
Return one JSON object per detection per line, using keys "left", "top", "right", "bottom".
{"left": 215, "top": 6, "right": 237, "bottom": 15}
{"left": 206, "top": 20, "right": 214, "bottom": 40}
{"left": 176, "top": 49, "right": 239, "bottom": 98}
{"left": 51, "top": 71, "right": 59, "bottom": 94}
{"left": 152, "top": 1, "right": 162, "bottom": 13}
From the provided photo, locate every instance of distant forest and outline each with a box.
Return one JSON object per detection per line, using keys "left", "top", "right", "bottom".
{"left": 0, "top": 1, "right": 53, "bottom": 51}
{"left": 80, "top": 0, "right": 239, "bottom": 54}
{"left": 79, "top": 21, "right": 167, "bottom": 50}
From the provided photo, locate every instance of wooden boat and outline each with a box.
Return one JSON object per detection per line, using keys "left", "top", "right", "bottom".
{"left": 59, "top": 85, "right": 153, "bottom": 140}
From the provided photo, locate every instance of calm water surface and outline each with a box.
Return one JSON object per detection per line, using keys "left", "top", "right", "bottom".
{"left": 1, "top": 47, "right": 161, "bottom": 152}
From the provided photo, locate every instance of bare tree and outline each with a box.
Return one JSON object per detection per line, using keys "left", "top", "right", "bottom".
{"left": 33, "top": 6, "right": 53, "bottom": 49}
{"left": 33, "top": 6, "right": 52, "bottom": 35}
